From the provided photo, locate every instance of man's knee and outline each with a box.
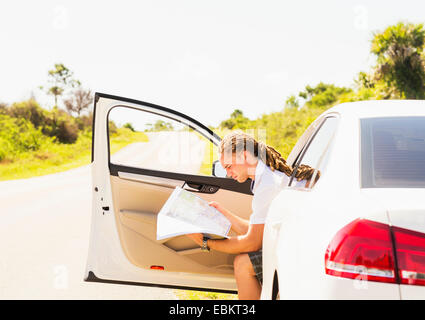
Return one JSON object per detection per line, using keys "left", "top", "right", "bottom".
{"left": 233, "top": 253, "right": 254, "bottom": 275}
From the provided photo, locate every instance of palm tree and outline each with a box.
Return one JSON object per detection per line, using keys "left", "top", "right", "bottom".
{"left": 371, "top": 22, "right": 425, "bottom": 99}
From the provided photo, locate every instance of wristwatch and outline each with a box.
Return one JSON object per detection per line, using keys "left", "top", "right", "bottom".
{"left": 201, "top": 236, "right": 210, "bottom": 252}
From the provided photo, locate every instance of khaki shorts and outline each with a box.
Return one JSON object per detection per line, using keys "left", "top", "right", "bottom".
{"left": 248, "top": 249, "right": 263, "bottom": 285}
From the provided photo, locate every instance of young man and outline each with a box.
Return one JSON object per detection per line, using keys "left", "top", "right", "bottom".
{"left": 187, "top": 131, "right": 314, "bottom": 299}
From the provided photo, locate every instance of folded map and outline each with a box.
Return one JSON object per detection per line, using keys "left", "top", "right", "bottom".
{"left": 156, "top": 186, "right": 232, "bottom": 241}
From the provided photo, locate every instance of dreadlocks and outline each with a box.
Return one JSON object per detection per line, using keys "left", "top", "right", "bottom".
{"left": 219, "top": 131, "right": 319, "bottom": 183}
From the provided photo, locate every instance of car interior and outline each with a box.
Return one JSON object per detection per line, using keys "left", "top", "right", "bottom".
{"left": 109, "top": 173, "right": 253, "bottom": 275}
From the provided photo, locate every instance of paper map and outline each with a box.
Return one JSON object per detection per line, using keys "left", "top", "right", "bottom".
{"left": 156, "top": 186, "right": 232, "bottom": 241}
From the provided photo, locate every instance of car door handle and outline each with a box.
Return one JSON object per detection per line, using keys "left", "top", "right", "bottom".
{"left": 183, "top": 182, "right": 219, "bottom": 194}
{"left": 184, "top": 183, "right": 202, "bottom": 191}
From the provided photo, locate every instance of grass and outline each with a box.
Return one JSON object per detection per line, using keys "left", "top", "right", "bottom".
{"left": 173, "top": 289, "right": 237, "bottom": 300}
{"left": 0, "top": 128, "right": 148, "bottom": 181}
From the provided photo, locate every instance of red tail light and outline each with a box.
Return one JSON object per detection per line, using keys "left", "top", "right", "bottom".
{"left": 325, "top": 219, "right": 396, "bottom": 283}
{"left": 325, "top": 218, "right": 425, "bottom": 286}
{"left": 393, "top": 226, "right": 425, "bottom": 286}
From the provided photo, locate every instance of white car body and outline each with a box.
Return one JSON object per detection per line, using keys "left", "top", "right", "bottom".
{"left": 261, "top": 100, "right": 425, "bottom": 299}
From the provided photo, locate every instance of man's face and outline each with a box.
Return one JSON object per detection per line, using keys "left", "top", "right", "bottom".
{"left": 219, "top": 152, "right": 249, "bottom": 183}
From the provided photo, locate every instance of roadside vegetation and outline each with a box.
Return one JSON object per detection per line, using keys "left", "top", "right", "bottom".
{"left": 0, "top": 65, "right": 148, "bottom": 181}
{"left": 0, "top": 99, "right": 148, "bottom": 180}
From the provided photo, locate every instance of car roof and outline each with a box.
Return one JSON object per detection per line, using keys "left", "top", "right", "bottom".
{"left": 325, "top": 100, "right": 425, "bottom": 119}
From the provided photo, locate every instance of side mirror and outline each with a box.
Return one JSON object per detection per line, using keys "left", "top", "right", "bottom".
{"left": 212, "top": 160, "right": 227, "bottom": 178}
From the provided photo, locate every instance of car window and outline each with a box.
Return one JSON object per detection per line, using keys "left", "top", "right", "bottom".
{"left": 286, "top": 119, "right": 319, "bottom": 167}
{"left": 361, "top": 116, "right": 425, "bottom": 188}
{"left": 108, "top": 106, "right": 218, "bottom": 176}
{"left": 289, "top": 116, "right": 339, "bottom": 188}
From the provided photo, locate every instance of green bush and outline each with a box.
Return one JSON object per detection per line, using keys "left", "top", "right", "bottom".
{"left": 0, "top": 103, "right": 8, "bottom": 115}
{"left": 0, "top": 114, "right": 49, "bottom": 161}
{"left": 41, "top": 107, "right": 79, "bottom": 143}
{"left": 5, "top": 100, "right": 79, "bottom": 144}
{"left": 8, "top": 99, "right": 48, "bottom": 129}
{"left": 123, "top": 122, "right": 135, "bottom": 132}
{"left": 75, "top": 112, "right": 93, "bottom": 131}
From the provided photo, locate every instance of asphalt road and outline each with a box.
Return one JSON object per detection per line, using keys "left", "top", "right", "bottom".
{"left": 0, "top": 131, "right": 206, "bottom": 299}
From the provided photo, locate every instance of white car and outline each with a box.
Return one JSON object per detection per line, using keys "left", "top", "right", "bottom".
{"left": 261, "top": 100, "right": 425, "bottom": 299}
{"left": 85, "top": 94, "right": 425, "bottom": 299}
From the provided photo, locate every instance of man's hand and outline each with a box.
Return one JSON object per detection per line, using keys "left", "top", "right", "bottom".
{"left": 208, "top": 201, "right": 224, "bottom": 213}
{"left": 209, "top": 201, "right": 249, "bottom": 235}
{"left": 186, "top": 233, "right": 203, "bottom": 246}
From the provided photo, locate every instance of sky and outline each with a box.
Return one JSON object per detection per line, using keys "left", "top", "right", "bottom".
{"left": 1, "top": 0, "right": 424, "bottom": 127}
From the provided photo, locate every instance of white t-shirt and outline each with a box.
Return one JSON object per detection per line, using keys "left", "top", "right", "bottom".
{"left": 249, "top": 160, "right": 291, "bottom": 224}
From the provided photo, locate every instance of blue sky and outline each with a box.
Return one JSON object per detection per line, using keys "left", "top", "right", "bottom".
{"left": 1, "top": 0, "right": 424, "bottom": 126}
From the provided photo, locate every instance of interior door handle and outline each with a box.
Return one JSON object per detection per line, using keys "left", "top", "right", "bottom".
{"left": 185, "top": 183, "right": 202, "bottom": 191}
{"left": 183, "top": 182, "right": 219, "bottom": 194}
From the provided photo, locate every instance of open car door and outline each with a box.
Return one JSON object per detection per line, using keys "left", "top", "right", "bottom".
{"left": 84, "top": 93, "right": 253, "bottom": 293}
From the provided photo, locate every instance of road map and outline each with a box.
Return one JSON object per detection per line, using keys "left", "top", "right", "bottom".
{"left": 156, "top": 186, "right": 232, "bottom": 240}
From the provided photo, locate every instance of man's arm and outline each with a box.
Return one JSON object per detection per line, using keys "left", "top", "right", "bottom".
{"left": 187, "top": 223, "right": 264, "bottom": 254}
{"left": 209, "top": 201, "right": 249, "bottom": 235}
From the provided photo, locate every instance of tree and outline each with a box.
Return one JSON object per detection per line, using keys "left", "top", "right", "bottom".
{"left": 219, "top": 109, "right": 251, "bottom": 130}
{"left": 43, "top": 63, "right": 80, "bottom": 107}
{"left": 355, "top": 71, "right": 375, "bottom": 89}
{"left": 63, "top": 88, "right": 93, "bottom": 116}
{"left": 230, "top": 109, "right": 244, "bottom": 118}
{"left": 298, "top": 82, "right": 352, "bottom": 108}
{"left": 285, "top": 95, "right": 300, "bottom": 108}
{"left": 371, "top": 22, "right": 425, "bottom": 99}
{"left": 123, "top": 122, "right": 135, "bottom": 131}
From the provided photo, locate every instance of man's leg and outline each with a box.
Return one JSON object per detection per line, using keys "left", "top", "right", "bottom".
{"left": 233, "top": 253, "right": 262, "bottom": 300}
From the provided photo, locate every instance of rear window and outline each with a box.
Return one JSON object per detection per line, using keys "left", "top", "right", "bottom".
{"left": 361, "top": 117, "right": 425, "bottom": 188}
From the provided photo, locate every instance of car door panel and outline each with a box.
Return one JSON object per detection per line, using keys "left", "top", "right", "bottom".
{"left": 85, "top": 93, "right": 253, "bottom": 292}
{"left": 109, "top": 174, "right": 252, "bottom": 274}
